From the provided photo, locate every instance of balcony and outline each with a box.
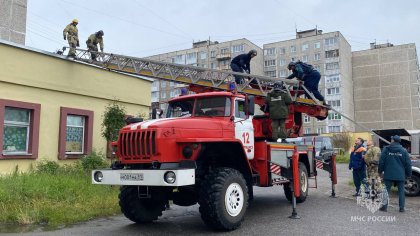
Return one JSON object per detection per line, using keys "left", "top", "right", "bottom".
{"left": 218, "top": 65, "right": 230, "bottom": 70}
{"left": 216, "top": 53, "right": 231, "bottom": 60}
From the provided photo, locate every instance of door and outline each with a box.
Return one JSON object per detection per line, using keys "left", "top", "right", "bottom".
{"left": 234, "top": 99, "right": 254, "bottom": 160}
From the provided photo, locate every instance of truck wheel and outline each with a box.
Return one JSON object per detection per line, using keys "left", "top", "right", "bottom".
{"left": 283, "top": 162, "right": 309, "bottom": 203}
{"left": 405, "top": 175, "right": 420, "bottom": 196}
{"left": 119, "top": 186, "right": 166, "bottom": 223}
{"left": 199, "top": 167, "right": 248, "bottom": 231}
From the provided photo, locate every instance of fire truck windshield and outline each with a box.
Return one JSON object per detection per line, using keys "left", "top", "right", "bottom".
{"left": 166, "top": 97, "right": 231, "bottom": 118}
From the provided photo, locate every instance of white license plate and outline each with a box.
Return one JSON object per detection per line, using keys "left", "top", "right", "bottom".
{"left": 120, "top": 173, "right": 144, "bottom": 181}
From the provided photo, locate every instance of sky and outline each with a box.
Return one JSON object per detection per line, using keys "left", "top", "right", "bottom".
{"left": 26, "top": 0, "right": 420, "bottom": 58}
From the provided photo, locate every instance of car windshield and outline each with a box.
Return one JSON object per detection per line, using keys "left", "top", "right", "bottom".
{"left": 194, "top": 97, "right": 231, "bottom": 117}
{"left": 166, "top": 99, "right": 194, "bottom": 118}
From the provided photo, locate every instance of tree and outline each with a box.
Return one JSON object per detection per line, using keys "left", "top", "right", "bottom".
{"left": 101, "top": 101, "right": 126, "bottom": 157}
{"left": 331, "top": 132, "right": 352, "bottom": 153}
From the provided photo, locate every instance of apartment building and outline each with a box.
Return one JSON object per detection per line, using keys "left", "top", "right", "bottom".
{"left": 352, "top": 43, "right": 420, "bottom": 130}
{"left": 0, "top": 0, "right": 27, "bottom": 45}
{"left": 263, "top": 29, "right": 354, "bottom": 134}
{"left": 146, "top": 38, "right": 263, "bottom": 111}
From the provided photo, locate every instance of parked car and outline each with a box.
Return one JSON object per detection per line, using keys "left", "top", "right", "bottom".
{"left": 405, "top": 158, "right": 420, "bottom": 196}
{"left": 287, "top": 136, "right": 335, "bottom": 161}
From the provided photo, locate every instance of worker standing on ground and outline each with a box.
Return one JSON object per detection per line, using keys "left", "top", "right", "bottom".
{"left": 286, "top": 61, "right": 327, "bottom": 106}
{"left": 265, "top": 81, "right": 292, "bottom": 142}
{"left": 364, "top": 140, "right": 381, "bottom": 183}
{"left": 230, "top": 50, "right": 257, "bottom": 85}
{"left": 63, "top": 19, "right": 79, "bottom": 57}
{"left": 349, "top": 138, "right": 367, "bottom": 196}
{"left": 379, "top": 135, "right": 412, "bottom": 212}
{"left": 86, "top": 30, "right": 104, "bottom": 61}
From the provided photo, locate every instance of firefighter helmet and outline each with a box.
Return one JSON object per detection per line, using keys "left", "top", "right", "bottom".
{"left": 273, "top": 81, "right": 284, "bottom": 91}
{"left": 287, "top": 61, "right": 296, "bottom": 70}
{"left": 249, "top": 49, "right": 257, "bottom": 56}
{"left": 72, "top": 19, "right": 78, "bottom": 24}
{"left": 97, "top": 30, "right": 104, "bottom": 36}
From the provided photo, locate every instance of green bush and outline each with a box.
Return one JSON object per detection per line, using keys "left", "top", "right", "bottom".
{"left": 336, "top": 153, "right": 350, "bottom": 163}
{"left": 36, "top": 160, "right": 61, "bottom": 174}
{"left": 77, "top": 151, "right": 109, "bottom": 172}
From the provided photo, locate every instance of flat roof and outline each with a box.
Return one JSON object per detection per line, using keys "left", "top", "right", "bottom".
{"left": 0, "top": 39, "right": 153, "bottom": 82}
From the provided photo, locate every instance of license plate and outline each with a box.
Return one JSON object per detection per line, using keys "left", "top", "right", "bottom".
{"left": 120, "top": 173, "right": 144, "bottom": 181}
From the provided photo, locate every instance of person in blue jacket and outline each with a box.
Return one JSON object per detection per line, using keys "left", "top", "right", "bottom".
{"left": 286, "top": 61, "right": 327, "bottom": 106}
{"left": 230, "top": 50, "right": 257, "bottom": 85}
{"left": 379, "top": 135, "right": 412, "bottom": 212}
{"left": 349, "top": 137, "right": 367, "bottom": 196}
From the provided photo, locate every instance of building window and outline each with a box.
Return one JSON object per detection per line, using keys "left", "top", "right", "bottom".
{"left": 264, "top": 48, "right": 276, "bottom": 56}
{"left": 327, "top": 87, "right": 340, "bottom": 95}
{"left": 211, "top": 63, "right": 216, "bottom": 69}
{"left": 325, "top": 37, "right": 338, "bottom": 46}
{"left": 314, "top": 42, "right": 321, "bottom": 49}
{"left": 290, "top": 45, "right": 296, "bottom": 53}
{"left": 161, "top": 81, "right": 166, "bottom": 88}
{"left": 304, "top": 128, "right": 311, "bottom": 134}
{"left": 327, "top": 100, "right": 341, "bottom": 107}
{"left": 174, "top": 54, "right": 184, "bottom": 64}
{"left": 265, "top": 71, "right": 276, "bottom": 77}
{"left": 0, "top": 99, "right": 40, "bottom": 159}
{"left": 328, "top": 126, "right": 341, "bottom": 133}
{"left": 302, "top": 44, "right": 309, "bottom": 51}
{"left": 325, "top": 75, "right": 340, "bottom": 83}
{"left": 317, "top": 127, "right": 324, "bottom": 134}
{"left": 328, "top": 113, "right": 342, "bottom": 120}
{"left": 314, "top": 53, "right": 321, "bottom": 61}
{"left": 279, "top": 47, "right": 286, "bottom": 54}
{"left": 314, "top": 65, "right": 321, "bottom": 71}
{"left": 279, "top": 59, "right": 287, "bottom": 66}
{"left": 264, "top": 59, "right": 276, "bottom": 67}
{"left": 325, "top": 49, "right": 339, "bottom": 58}
{"left": 302, "top": 55, "right": 308, "bottom": 62}
{"left": 231, "top": 44, "right": 244, "bottom": 53}
{"left": 279, "top": 69, "right": 288, "bottom": 77}
{"left": 303, "top": 115, "right": 310, "bottom": 123}
{"left": 221, "top": 48, "right": 229, "bottom": 54}
{"left": 59, "top": 107, "right": 93, "bottom": 159}
{"left": 326, "top": 62, "right": 339, "bottom": 70}
{"left": 161, "top": 92, "right": 167, "bottom": 99}
{"left": 200, "top": 51, "right": 207, "bottom": 60}
{"left": 210, "top": 51, "right": 216, "bottom": 58}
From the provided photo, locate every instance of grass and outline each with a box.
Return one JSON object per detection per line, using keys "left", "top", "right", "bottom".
{"left": 335, "top": 153, "right": 350, "bottom": 163}
{"left": 0, "top": 152, "right": 121, "bottom": 228}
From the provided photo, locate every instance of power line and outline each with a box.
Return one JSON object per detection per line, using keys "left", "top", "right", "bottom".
{"left": 59, "top": 0, "right": 190, "bottom": 39}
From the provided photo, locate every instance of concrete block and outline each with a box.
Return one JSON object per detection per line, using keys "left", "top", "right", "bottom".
{"left": 382, "top": 96, "right": 411, "bottom": 109}
{"left": 380, "top": 74, "right": 409, "bottom": 86}
{"left": 0, "top": 0, "right": 12, "bottom": 27}
{"left": 408, "top": 49, "right": 418, "bottom": 61}
{"left": 354, "top": 122, "right": 383, "bottom": 132}
{"left": 352, "top": 53, "right": 379, "bottom": 67}
{"left": 353, "top": 76, "right": 380, "bottom": 89}
{"left": 353, "top": 64, "right": 379, "bottom": 78}
{"left": 11, "top": 2, "right": 27, "bottom": 32}
{"left": 415, "top": 119, "right": 420, "bottom": 129}
{"left": 381, "top": 84, "right": 411, "bottom": 98}
{"left": 380, "top": 62, "right": 409, "bottom": 76}
{"left": 354, "top": 88, "right": 381, "bottom": 100}
{"left": 409, "top": 60, "right": 419, "bottom": 72}
{"left": 411, "top": 86, "right": 420, "bottom": 96}
{"left": 10, "top": 31, "right": 24, "bottom": 44}
{"left": 382, "top": 108, "right": 412, "bottom": 121}
{"left": 410, "top": 72, "right": 419, "bottom": 84}
{"left": 411, "top": 95, "right": 420, "bottom": 109}
{"left": 383, "top": 120, "right": 413, "bottom": 130}
{"left": 0, "top": 28, "right": 10, "bottom": 41}
{"left": 379, "top": 50, "right": 408, "bottom": 64}
{"left": 355, "top": 111, "right": 382, "bottom": 123}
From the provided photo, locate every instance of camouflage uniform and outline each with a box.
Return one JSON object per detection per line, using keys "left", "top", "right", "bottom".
{"left": 86, "top": 33, "right": 104, "bottom": 60}
{"left": 63, "top": 23, "right": 79, "bottom": 56}
{"left": 364, "top": 144, "right": 382, "bottom": 189}
{"left": 266, "top": 89, "right": 292, "bottom": 141}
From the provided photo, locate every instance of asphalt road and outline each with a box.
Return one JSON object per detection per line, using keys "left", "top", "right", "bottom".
{"left": 2, "top": 164, "right": 420, "bottom": 236}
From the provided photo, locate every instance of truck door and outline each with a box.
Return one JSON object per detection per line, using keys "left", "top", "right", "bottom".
{"left": 234, "top": 99, "right": 254, "bottom": 160}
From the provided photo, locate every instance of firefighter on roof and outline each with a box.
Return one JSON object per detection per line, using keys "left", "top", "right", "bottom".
{"left": 86, "top": 30, "right": 104, "bottom": 60}
{"left": 63, "top": 19, "right": 79, "bottom": 57}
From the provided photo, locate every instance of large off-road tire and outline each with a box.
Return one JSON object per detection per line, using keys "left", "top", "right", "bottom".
{"left": 283, "top": 162, "right": 309, "bottom": 203}
{"left": 405, "top": 175, "right": 420, "bottom": 196}
{"left": 119, "top": 186, "right": 167, "bottom": 223}
{"left": 199, "top": 167, "right": 249, "bottom": 231}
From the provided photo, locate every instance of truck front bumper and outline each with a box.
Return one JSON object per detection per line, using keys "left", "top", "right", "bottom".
{"left": 92, "top": 169, "right": 195, "bottom": 186}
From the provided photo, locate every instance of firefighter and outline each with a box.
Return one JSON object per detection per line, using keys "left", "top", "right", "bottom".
{"left": 230, "top": 50, "right": 257, "bottom": 85}
{"left": 364, "top": 140, "right": 381, "bottom": 181}
{"left": 286, "top": 61, "right": 327, "bottom": 106}
{"left": 63, "top": 19, "right": 79, "bottom": 57}
{"left": 266, "top": 81, "right": 292, "bottom": 142}
{"left": 86, "top": 30, "right": 104, "bottom": 61}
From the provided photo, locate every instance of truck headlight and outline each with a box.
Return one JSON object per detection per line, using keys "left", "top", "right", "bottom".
{"left": 94, "top": 171, "right": 103, "bottom": 182}
{"left": 164, "top": 171, "right": 176, "bottom": 184}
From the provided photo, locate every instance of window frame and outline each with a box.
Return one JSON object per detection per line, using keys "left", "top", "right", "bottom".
{"left": 58, "top": 107, "right": 93, "bottom": 160}
{"left": 0, "top": 99, "right": 41, "bottom": 159}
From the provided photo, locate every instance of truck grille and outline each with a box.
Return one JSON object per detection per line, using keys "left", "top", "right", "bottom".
{"left": 119, "top": 130, "right": 157, "bottom": 160}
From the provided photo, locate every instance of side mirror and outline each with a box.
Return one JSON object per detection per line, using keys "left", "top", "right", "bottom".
{"left": 248, "top": 95, "right": 255, "bottom": 116}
